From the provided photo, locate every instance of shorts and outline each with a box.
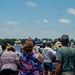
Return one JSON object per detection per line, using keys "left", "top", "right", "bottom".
{"left": 52, "top": 62, "right": 57, "bottom": 72}
{"left": 1, "top": 69, "right": 17, "bottom": 75}
{"left": 61, "top": 72, "right": 75, "bottom": 75}
{"left": 43, "top": 62, "right": 52, "bottom": 72}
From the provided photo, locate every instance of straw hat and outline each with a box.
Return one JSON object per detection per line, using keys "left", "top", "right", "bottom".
{"left": 15, "top": 39, "right": 21, "bottom": 43}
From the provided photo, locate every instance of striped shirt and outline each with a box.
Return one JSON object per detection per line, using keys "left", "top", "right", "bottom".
{"left": 1, "top": 51, "right": 19, "bottom": 71}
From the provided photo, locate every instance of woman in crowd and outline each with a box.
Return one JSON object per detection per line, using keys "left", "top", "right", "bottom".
{"left": 0, "top": 46, "right": 19, "bottom": 75}
{"left": 18, "top": 40, "right": 43, "bottom": 75}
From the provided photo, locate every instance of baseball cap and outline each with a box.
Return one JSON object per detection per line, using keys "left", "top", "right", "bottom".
{"left": 61, "top": 34, "right": 69, "bottom": 43}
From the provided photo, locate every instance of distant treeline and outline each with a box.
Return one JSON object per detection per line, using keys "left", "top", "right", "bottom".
{"left": 0, "top": 38, "right": 75, "bottom": 45}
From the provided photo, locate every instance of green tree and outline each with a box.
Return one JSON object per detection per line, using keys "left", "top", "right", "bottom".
{"left": 70, "top": 39, "right": 75, "bottom": 42}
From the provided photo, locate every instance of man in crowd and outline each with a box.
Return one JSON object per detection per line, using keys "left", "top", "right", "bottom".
{"left": 55, "top": 34, "right": 75, "bottom": 75}
{"left": 14, "top": 39, "right": 22, "bottom": 55}
{"left": 42, "top": 42, "right": 56, "bottom": 75}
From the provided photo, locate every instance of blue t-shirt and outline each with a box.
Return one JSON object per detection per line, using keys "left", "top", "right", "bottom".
{"left": 18, "top": 52, "right": 40, "bottom": 75}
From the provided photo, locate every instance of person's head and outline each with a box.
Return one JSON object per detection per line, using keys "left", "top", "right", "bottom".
{"left": 1, "top": 44, "right": 6, "bottom": 51}
{"left": 46, "top": 41, "right": 52, "bottom": 48}
{"left": 15, "top": 39, "right": 21, "bottom": 44}
{"left": 8, "top": 46, "right": 15, "bottom": 52}
{"left": 55, "top": 41, "right": 62, "bottom": 48}
{"left": 22, "top": 40, "right": 33, "bottom": 53}
{"left": 60, "top": 34, "right": 69, "bottom": 46}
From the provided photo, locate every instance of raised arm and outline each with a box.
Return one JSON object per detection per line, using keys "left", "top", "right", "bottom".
{"left": 33, "top": 47, "right": 44, "bottom": 62}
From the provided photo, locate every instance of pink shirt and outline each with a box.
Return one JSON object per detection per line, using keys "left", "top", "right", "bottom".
{"left": 1, "top": 51, "right": 19, "bottom": 71}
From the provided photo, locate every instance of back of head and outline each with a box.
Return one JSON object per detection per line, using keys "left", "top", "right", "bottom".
{"left": 23, "top": 40, "right": 33, "bottom": 53}
{"left": 1, "top": 44, "right": 6, "bottom": 51}
{"left": 46, "top": 41, "right": 52, "bottom": 48}
{"left": 60, "top": 34, "right": 69, "bottom": 44}
{"left": 8, "top": 46, "right": 15, "bottom": 52}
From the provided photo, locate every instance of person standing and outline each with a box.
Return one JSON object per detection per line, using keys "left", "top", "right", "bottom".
{"left": 18, "top": 40, "right": 43, "bottom": 75}
{"left": 0, "top": 46, "right": 19, "bottom": 75}
{"left": 55, "top": 34, "right": 75, "bottom": 75}
{"left": 0, "top": 45, "right": 2, "bottom": 55}
{"left": 14, "top": 39, "right": 22, "bottom": 55}
{"left": 42, "top": 42, "right": 56, "bottom": 75}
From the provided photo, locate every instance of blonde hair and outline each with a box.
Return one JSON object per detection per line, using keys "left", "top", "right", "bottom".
{"left": 8, "top": 46, "right": 15, "bottom": 52}
{"left": 22, "top": 40, "right": 33, "bottom": 53}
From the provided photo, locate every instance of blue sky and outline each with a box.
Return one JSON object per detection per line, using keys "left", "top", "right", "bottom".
{"left": 0, "top": 0, "right": 75, "bottom": 40}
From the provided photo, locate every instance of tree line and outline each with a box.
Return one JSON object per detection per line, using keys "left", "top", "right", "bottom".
{"left": 0, "top": 38, "right": 75, "bottom": 45}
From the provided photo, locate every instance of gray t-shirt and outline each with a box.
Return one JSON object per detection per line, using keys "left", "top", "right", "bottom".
{"left": 56, "top": 46, "right": 75, "bottom": 73}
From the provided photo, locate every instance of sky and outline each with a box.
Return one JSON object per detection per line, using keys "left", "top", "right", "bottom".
{"left": 0, "top": 0, "right": 75, "bottom": 40}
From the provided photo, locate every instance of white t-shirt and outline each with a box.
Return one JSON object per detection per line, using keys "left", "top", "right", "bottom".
{"left": 14, "top": 43, "right": 22, "bottom": 53}
{"left": 0, "top": 45, "right": 2, "bottom": 55}
{"left": 42, "top": 47, "right": 56, "bottom": 62}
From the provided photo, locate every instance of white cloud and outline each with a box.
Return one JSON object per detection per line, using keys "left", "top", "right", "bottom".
{"left": 67, "top": 8, "right": 75, "bottom": 15}
{"left": 6, "top": 21, "right": 20, "bottom": 25}
{"left": 13, "top": 27, "right": 20, "bottom": 31}
{"left": 0, "top": 27, "right": 75, "bottom": 40}
{"left": 0, "top": 28, "right": 10, "bottom": 31}
{"left": 25, "top": 1, "right": 37, "bottom": 7}
{"left": 4, "top": 28, "right": 10, "bottom": 31}
{"left": 59, "top": 19, "right": 71, "bottom": 23}
{"left": 43, "top": 20, "right": 49, "bottom": 23}
{"left": 36, "top": 20, "right": 40, "bottom": 23}
{"left": 49, "top": 10, "right": 51, "bottom": 13}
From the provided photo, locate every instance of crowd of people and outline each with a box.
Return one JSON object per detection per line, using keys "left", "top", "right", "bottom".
{"left": 0, "top": 34, "right": 75, "bottom": 75}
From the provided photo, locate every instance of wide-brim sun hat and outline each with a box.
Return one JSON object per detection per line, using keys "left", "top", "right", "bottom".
{"left": 15, "top": 39, "right": 21, "bottom": 43}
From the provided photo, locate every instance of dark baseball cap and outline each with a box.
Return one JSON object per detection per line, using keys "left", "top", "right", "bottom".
{"left": 61, "top": 34, "right": 69, "bottom": 43}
